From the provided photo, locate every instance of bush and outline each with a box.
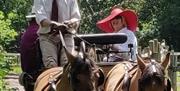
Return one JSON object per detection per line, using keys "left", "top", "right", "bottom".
{"left": 0, "top": 11, "right": 18, "bottom": 52}
{"left": 0, "top": 46, "right": 11, "bottom": 89}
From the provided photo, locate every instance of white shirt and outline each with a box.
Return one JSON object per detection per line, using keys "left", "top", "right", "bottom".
{"left": 34, "top": 0, "right": 81, "bottom": 34}
{"left": 113, "top": 27, "right": 138, "bottom": 61}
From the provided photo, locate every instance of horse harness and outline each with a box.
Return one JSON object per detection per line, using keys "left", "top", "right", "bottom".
{"left": 33, "top": 67, "right": 63, "bottom": 91}
{"left": 116, "top": 61, "right": 171, "bottom": 91}
{"left": 113, "top": 62, "right": 137, "bottom": 91}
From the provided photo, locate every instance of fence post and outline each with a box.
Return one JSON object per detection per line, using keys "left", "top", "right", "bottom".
{"left": 149, "top": 40, "right": 154, "bottom": 53}
{"left": 138, "top": 46, "right": 142, "bottom": 55}
{"left": 149, "top": 39, "right": 161, "bottom": 62}
{"left": 141, "top": 39, "right": 178, "bottom": 91}
{"left": 152, "top": 39, "right": 159, "bottom": 62}
{"left": 169, "top": 50, "right": 177, "bottom": 91}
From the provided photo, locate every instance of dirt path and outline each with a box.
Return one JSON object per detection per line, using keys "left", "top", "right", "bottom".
{"left": 3, "top": 73, "right": 25, "bottom": 91}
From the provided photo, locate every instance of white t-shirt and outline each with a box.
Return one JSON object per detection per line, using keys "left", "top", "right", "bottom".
{"left": 113, "top": 27, "right": 138, "bottom": 61}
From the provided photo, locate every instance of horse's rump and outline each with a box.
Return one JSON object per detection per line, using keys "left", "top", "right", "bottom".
{"left": 34, "top": 67, "right": 63, "bottom": 91}
{"left": 104, "top": 61, "right": 137, "bottom": 91}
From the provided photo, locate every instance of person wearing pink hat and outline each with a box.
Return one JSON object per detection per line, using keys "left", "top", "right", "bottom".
{"left": 97, "top": 7, "right": 138, "bottom": 61}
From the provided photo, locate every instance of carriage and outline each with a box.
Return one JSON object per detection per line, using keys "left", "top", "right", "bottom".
{"left": 31, "top": 30, "right": 130, "bottom": 91}
{"left": 74, "top": 32, "right": 129, "bottom": 75}
{"left": 20, "top": 23, "right": 172, "bottom": 91}
{"left": 74, "top": 33, "right": 172, "bottom": 91}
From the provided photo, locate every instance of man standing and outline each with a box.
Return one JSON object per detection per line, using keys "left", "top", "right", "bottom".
{"left": 34, "top": 0, "right": 81, "bottom": 68}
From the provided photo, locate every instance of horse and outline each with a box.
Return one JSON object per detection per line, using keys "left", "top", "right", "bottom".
{"left": 103, "top": 53, "right": 172, "bottom": 91}
{"left": 33, "top": 26, "right": 104, "bottom": 91}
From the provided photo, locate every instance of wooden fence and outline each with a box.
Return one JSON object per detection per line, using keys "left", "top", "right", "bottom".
{"left": 139, "top": 39, "right": 180, "bottom": 91}
{"left": 169, "top": 51, "right": 180, "bottom": 91}
{"left": 4, "top": 53, "right": 20, "bottom": 66}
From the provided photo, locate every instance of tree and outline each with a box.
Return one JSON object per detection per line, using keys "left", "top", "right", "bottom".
{"left": 0, "top": 11, "right": 17, "bottom": 51}
{"left": 0, "top": 0, "right": 32, "bottom": 52}
{"left": 79, "top": 0, "right": 145, "bottom": 33}
{"left": 0, "top": 0, "right": 179, "bottom": 52}
{"left": 158, "top": 0, "right": 180, "bottom": 51}
{"left": 137, "top": 0, "right": 180, "bottom": 51}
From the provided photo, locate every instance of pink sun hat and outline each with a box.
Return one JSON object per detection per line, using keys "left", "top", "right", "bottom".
{"left": 96, "top": 8, "right": 138, "bottom": 33}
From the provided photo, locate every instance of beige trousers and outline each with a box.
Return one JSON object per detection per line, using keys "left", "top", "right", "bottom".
{"left": 39, "top": 33, "right": 74, "bottom": 68}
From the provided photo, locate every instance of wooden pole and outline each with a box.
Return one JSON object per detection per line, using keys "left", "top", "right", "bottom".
{"left": 169, "top": 50, "right": 177, "bottom": 91}
{"left": 157, "top": 42, "right": 161, "bottom": 62}
{"left": 138, "top": 46, "right": 142, "bottom": 55}
{"left": 153, "top": 39, "right": 158, "bottom": 53}
{"left": 152, "top": 39, "right": 159, "bottom": 61}
{"left": 149, "top": 40, "right": 154, "bottom": 53}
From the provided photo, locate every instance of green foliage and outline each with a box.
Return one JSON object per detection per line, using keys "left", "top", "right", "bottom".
{"left": 0, "top": 49, "right": 21, "bottom": 90}
{"left": 158, "top": 0, "right": 180, "bottom": 51}
{"left": 0, "top": 0, "right": 179, "bottom": 51}
{"left": 0, "top": 47, "right": 11, "bottom": 77}
{"left": 78, "top": 0, "right": 180, "bottom": 51}
{"left": 137, "top": 0, "right": 180, "bottom": 51}
{"left": 79, "top": 0, "right": 145, "bottom": 33}
{"left": 0, "top": 46, "right": 10, "bottom": 89}
{"left": 79, "top": 0, "right": 158, "bottom": 48}
{"left": 137, "top": 18, "right": 160, "bottom": 48}
{"left": 10, "top": 66, "right": 22, "bottom": 74}
{"left": 0, "top": 11, "right": 18, "bottom": 51}
{"left": 0, "top": 0, "right": 32, "bottom": 52}
{"left": 177, "top": 72, "right": 180, "bottom": 91}
{"left": 0, "top": 0, "right": 31, "bottom": 34}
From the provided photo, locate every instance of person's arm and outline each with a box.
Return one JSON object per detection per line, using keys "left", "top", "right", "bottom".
{"left": 128, "top": 32, "right": 137, "bottom": 51}
{"left": 127, "top": 32, "right": 138, "bottom": 60}
{"left": 40, "top": 19, "right": 62, "bottom": 28}
{"left": 40, "top": 19, "right": 52, "bottom": 27}
{"left": 34, "top": 0, "right": 62, "bottom": 29}
{"left": 69, "top": 0, "right": 81, "bottom": 29}
{"left": 34, "top": 0, "right": 50, "bottom": 27}
{"left": 112, "top": 31, "right": 135, "bottom": 52}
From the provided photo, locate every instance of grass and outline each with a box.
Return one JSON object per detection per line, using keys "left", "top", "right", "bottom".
{"left": 177, "top": 72, "right": 180, "bottom": 81}
{"left": 0, "top": 78, "right": 5, "bottom": 90}
{"left": 10, "top": 66, "right": 22, "bottom": 74}
{"left": 177, "top": 72, "right": 180, "bottom": 91}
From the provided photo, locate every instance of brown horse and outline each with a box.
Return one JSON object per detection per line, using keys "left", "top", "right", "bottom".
{"left": 104, "top": 53, "right": 172, "bottom": 91}
{"left": 34, "top": 41, "right": 104, "bottom": 91}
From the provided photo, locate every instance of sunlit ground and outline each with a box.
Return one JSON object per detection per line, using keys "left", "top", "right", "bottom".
{"left": 177, "top": 72, "right": 180, "bottom": 91}
{"left": 11, "top": 66, "right": 22, "bottom": 74}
